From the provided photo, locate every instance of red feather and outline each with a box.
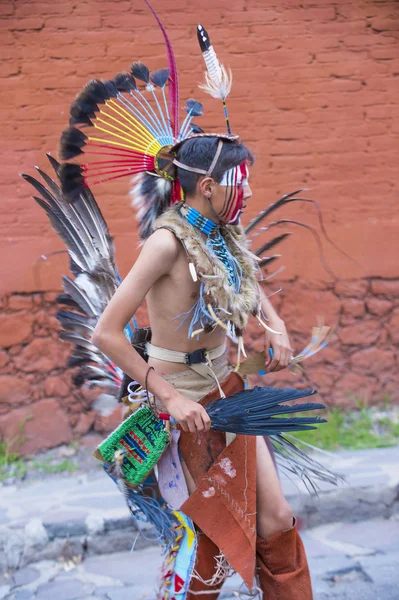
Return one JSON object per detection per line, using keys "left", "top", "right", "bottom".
{"left": 143, "top": 0, "right": 179, "bottom": 141}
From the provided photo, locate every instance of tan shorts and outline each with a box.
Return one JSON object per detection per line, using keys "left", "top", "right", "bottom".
{"left": 156, "top": 354, "right": 232, "bottom": 409}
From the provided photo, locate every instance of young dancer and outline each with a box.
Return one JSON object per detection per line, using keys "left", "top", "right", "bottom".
{"left": 23, "top": 5, "right": 340, "bottom": 597}
{"left": 91, "top": 132, "right": 313, "bottom": 598}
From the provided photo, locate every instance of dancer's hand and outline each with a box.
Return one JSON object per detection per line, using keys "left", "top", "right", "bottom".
{"left": 265, "top": 318, "right": 293, "bottom": 372}
{"left": 166, "top": 393, "right": 211, "bottom": 433}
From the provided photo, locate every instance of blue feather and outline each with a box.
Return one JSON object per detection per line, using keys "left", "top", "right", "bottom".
{"left": 206, "top": 386, "right": 327, "bottom": 436}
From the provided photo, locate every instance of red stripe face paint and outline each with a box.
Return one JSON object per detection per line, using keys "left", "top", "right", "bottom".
{"left": 218, "top": 162, "right": 249, "bottom": 224}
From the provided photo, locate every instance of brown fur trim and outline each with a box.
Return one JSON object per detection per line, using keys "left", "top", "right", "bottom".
{"left": 154, "top": 203, "right": 261, "bottom": 333}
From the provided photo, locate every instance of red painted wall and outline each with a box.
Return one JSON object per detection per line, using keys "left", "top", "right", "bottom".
{"left": 1, "top": 0, "right": 398, "bottom": 453}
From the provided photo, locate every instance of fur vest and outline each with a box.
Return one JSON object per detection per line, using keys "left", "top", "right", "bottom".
{"left": 154, "top": 203, "right": 261, "bottom": 336}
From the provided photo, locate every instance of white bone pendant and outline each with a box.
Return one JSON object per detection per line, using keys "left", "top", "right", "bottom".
{"left": 189, "top": 262, "right": 198, "bottom": 282}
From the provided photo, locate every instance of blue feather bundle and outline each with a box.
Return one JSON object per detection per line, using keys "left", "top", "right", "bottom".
{"left": 206, "top": 386, "right": 326, "bottom": 436}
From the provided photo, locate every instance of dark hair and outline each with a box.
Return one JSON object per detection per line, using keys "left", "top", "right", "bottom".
{"left": 176, "top": 137, "right": 254, "bottom": 197}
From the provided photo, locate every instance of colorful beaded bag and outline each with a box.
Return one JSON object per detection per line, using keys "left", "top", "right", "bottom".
{"left": 94, "top": 367, "right": 170, "bottom": 487}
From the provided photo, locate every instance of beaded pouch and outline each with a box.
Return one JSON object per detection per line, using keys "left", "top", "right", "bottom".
{"left": 94, "top": 404, "right": 170, "bottom": 487}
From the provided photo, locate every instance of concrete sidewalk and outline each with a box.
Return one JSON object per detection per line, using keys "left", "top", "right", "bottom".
{"left": 2, "top": 515, "right": 399, "bottom": 599}
{"left": 1, "top": 446, "right": 399, "bottom": 573}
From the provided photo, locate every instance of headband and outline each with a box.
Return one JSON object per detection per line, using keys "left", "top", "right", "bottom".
{"left": 173, "top": 139, "right": 224, "bottom": 178}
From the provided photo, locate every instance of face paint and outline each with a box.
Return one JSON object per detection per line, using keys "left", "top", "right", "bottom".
{"left": 218, "top": 163, "right": 249, "bottom": 224}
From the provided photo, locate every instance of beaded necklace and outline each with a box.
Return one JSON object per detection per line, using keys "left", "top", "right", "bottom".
{"left": 182, "top": 205, "right": 242, "bottom": 292}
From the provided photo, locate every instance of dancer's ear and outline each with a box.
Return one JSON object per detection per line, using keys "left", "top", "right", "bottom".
{"left": 198, "top": 176, "right": 215, "bottom": 199}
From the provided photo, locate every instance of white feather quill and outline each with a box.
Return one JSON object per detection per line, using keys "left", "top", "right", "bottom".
{"left": 197, "top": 24, "right": 232, "bottom": 132}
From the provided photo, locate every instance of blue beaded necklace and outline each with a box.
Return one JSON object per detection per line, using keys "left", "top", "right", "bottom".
{"left": 183, "top": 204, "right": 218, "bottom": 236}
{"left": 182, "top": 205, "right": 242, "bottom": 292}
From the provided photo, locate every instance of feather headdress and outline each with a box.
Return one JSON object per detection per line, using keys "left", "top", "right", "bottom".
{"left": 54, "top": 2, "right": 249, "bottom": 243}
{"left": 57, "top": 1, "right": 206, "bottom": 221}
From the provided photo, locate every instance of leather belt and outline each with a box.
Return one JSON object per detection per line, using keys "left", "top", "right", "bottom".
{"left": 146, "top": 342, "right": 226, "bottom": 366}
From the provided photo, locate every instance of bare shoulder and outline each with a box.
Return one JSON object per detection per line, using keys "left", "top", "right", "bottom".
{"left": 146, "top": 227, "right": 180, "bottom": 251}
{"left": 137, "top": 228, "right": 182, "bottom": 276}
{"left": 143, "top": 227, "right": 181, "bottom": 258}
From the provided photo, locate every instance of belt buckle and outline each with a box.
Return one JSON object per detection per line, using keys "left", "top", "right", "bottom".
{"left": 185, "top": 348, "right": 207, "bottom": 366}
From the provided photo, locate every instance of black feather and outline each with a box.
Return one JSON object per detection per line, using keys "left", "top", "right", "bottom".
{"left": 29, "top": 194, "right": 87, "bottom": 267}
{"left": 59, "top": 164, "right": 85, "bottom": 202}
{"left": 46, "top": 153, "right": 61, "bottom": 177}
{"left": 244, "top": 190, "right": 303, "bottom": 234}
{"left": 59, "top": 332, "right": 97, "bottom": 351}
{"left": 256, "top": 194, "right": 361, "bottom": 271}
{"left": 258, "top": 255, "right": 280, "bottom": 269}
{"left": 208, "top": 386, "right": 318, "bottom": 412}
{"left": 60, "top": 320, "right": 94, "bottom": 337}
{"left": 150, "top": 68, "right": 169, "bottom": 88}
{"left": 20, "top": 174, "right": 58, "bottom": 208}
{"left": 35, "top": 165, "right": 62, "bottom": 199}
{"left": 267, "top": 219, "right": 340, "bottom": 282}
{"left": 184, "top": 98, "right": 203, "bottom": 117}
{"left": 69, "top": 107, "right": 95, "bottom": 127}
{"left": 197, "top": 24, "right": 211, "bottom": 52}
{"left": 103, "top": 80, "right": 118, "bottom": 98}
{"left": 112, "top": 72, "right": 137, "bottom": 92}
{"left": 255, "top": 233, "right": 292, "bottom": 257}
{"left": 56, "top": 293, "right": 80, "bottom": 309}
{"left": 56, "top": 309, "right": 90, "bottom": 326}
{"left": 73, "top": 372, "right": 86, "bottom": 387}
{"left": 130, "top": 61, "right": 150, "bottom": 83}
{"left": 67, "top": 349, "right": 102, "bottom": 367}
{"left": 190, "top": 123, "right": 204, "bottom": 134}
{"left": 67, "top": 356, "right": 89, "bottom": 368}
{"left": 70, "top": 91, "right": 99, "bottom": 124}
{"left": 61, "top": 275, "right": 97, "bottom": 317}
{"left": 69, "top": 80, "right": 113, "bottom": 126}
{"left": 23, "top": 159, "right": 123, "bottom": 414}
{"left": 77, "top": 79, "right": 110, "bottom": 104}
{"left": 59, "top": 128, "right": 87, "bottom": 160}
{"left": 68, "top": 256, "right": 84, "bottom": 278}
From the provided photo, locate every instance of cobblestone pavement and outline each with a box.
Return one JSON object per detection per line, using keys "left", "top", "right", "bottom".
{"left": 1, "top": 446, "right": 399, "bottom": 598}
{"left": 1, "top": 515, "right": 399, "bottom": 600}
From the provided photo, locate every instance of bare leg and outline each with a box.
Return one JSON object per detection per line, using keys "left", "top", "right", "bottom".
{"left": 256, "top": 436, "right": 294, "bottom": 538}
{"left": 181, "top": 458, "right": 197, "bottom": 494}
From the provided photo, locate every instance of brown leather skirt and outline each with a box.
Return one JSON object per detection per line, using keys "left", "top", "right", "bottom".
{"left": 178, "top": 372, "right": 257, "bottom": 591}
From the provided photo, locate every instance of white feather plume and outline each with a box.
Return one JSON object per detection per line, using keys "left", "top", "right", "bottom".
{"left": 197, "top": 25, "right": 232, "bottom": 101}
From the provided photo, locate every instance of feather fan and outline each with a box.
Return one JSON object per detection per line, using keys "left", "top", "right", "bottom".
{"left": 206, "top": 385, "right": 326, "bottom": 436}
{"left": 21, "top": 155, "right": 123, "bottom": 414}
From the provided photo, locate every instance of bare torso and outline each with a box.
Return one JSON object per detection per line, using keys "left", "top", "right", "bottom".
{"left": 146, "top": 232, "right": 226, "bottom": 375}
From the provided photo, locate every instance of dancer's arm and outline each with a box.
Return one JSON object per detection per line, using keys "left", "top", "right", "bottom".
{"left": 260, "top": 289, "right": 292, "bottom": 372}
{"left": 92, "top": 229, "right": 211, "bottom": 432}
